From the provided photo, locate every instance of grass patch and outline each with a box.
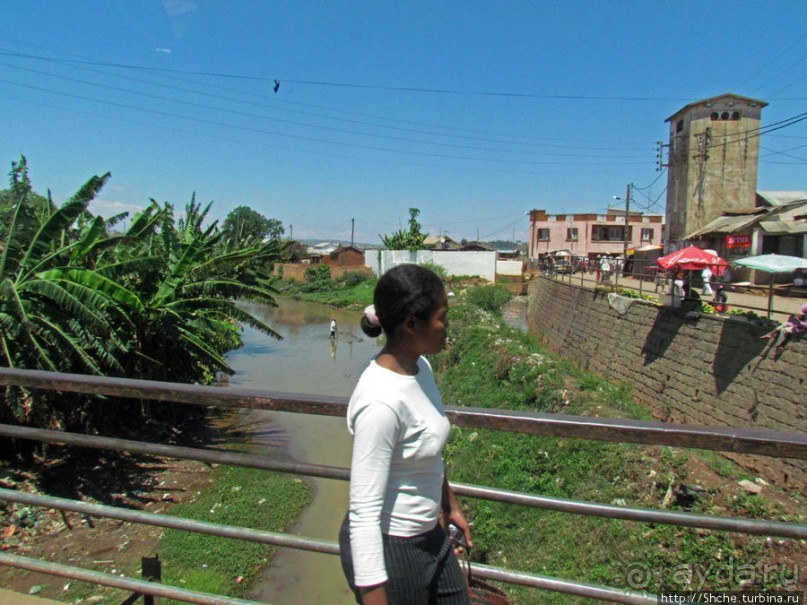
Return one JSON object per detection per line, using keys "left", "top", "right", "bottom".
{"left": 158, "top": 464, "right": 311, "bottom": 602}
{"left": 281, "top": 272, "right": 376, "bottom": 308}
{"left": 433, "top": 285, "right": 804, "bottom": 603}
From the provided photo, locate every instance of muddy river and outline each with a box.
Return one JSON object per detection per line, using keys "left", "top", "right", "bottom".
{"left": 225, "top": 295, "right": 528, "bottom": 604}
{"left": 226, "top": 298, "right": 380, "bottom": 604}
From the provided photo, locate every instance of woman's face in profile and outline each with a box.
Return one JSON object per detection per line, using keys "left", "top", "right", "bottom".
{"left": 412, "top": 293, "right": 449, "bottom": 355}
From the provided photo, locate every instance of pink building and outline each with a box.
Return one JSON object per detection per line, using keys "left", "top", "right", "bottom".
{"left": 528, "top": 209, "right": 664, "bottom": 259}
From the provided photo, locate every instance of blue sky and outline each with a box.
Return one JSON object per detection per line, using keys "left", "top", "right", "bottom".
{"left": 1, "top": 1, "right": 806, "bottom": 244}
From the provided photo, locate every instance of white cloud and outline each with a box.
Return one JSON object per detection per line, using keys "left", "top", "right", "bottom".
{"left": 162, "top": 0, "right": 198, "bottom": 16}
{"left": 154, "top": 48, "right": 172, "bottom": 54}
{"left": 88, "top": 199, "right": 144, "bottom": 217}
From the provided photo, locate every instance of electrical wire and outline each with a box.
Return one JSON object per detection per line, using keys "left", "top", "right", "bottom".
{"left": 0, "top": 48, "right": 650, "bottom": 153}
{"left": 0, "top": 76, "right": 654, "bottom": 170}
{"left": 735, "top": 33, "right": 807, "bottom": 91}
{"left": 0, "top": 47, "right": 695, "bottom": 102}
{"left": 1, "top": 59, "right": 648, "bottom": 159}
{"left": 703, "top": 112, "right": 807, "bottom": 150}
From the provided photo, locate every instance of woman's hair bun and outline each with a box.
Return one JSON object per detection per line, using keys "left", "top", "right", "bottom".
{"left": 360, "top": 304, "right": 382, "bottom": 337}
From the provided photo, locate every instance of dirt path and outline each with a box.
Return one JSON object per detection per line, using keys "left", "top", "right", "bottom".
{"left": 0, "top": 419, "right": 223, "bottom": 602}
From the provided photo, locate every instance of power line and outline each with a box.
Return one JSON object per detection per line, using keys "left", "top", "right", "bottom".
{"left": 631, "top": 169, "right": 666, "bottom": 191}
{"left": 0, "top": 50, "right": 645, "bottom": 153}
{"left": 0, "top": 47, "right": 695, "bottom": 102}
{"left": 735, "top": 33, "right": 807, "bottom": 91}
{"left": 0, "top": 76, "right": 652, "bottom": 169}
{"left": 702, "top": 112, "right": 807, "bottom": 151}
{"left": 0, "top": 59, "right": 644, "bottom": 159}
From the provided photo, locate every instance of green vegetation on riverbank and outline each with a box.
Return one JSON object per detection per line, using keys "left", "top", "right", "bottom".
{"left": 433, "top": 289, "right": 803, "bottom": 603}
{"left": 279, "top": 268, "right": 376, "bottom": 308}
{"left": 160, "top": 463, "right": 312, "bottom": 602}
{"left": 0, "top": 157, "right": 285, "bottom": 448}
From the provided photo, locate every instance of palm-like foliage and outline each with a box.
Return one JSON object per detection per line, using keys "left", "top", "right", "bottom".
{"left": 0, "top": 158, "right": 283, "bottom": 432}
{"left": 111, "top": 196, "right": 283, "bottom": 382}
{"left": 0, "top": 172, "right": 120, "bottom": 376}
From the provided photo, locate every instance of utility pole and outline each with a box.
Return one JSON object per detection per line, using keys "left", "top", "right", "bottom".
{"left": 289, "top": 224, "right": 293, "bottom": 240}
{"left": 350, "top": 218, "right": 355, "bottom": 247}
{"left": 623, "top": 183, "right": 632, "bottom": 262}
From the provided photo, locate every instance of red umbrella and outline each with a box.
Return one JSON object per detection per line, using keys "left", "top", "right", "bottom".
{"left": 657, "top": 246, "right": 728, "bottom": 276}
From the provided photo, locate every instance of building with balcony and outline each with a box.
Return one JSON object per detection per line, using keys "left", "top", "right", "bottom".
{"left": 528, "top": 209, "right": 664, "bottom": 259}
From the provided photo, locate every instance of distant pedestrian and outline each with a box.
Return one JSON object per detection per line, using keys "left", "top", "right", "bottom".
{"left": 599, "top": 255, "right": 612, "bottom": 283}
{"left": 329, "top": 318, "right": 338, "bottom": 340}
{"left": 702, "top": 267, "right": 714, "bottom": 297}
{"left": 761, "top": 303, "right": 807, "bottom": 350}
{"left": 713, "top": 285, "right": 728, "bottom": 314}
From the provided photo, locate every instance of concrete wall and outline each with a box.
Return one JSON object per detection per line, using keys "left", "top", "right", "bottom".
{"left": 496, "top": 260, "right": 525, "bottom": 277}
{"left": 370, "top": 250, "right": 497, "bottom": 282}
{"left": 665, "top": 96, "right": 764, "bottom": 246}
{"left": 527, "top": 277, "right": 806, "bottom": 485}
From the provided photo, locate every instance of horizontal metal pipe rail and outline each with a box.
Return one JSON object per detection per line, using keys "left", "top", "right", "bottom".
{"left": 0, "top": 490, "right": 656, "bottom": 605}
{"left": 0, "top": 488, "right": 339, "bottom": 556}
{"left": 0, "top": 552, "right": 262, "bottom": 605}
{"left": 1, "top": 368, "right": 804, "bottom": 603}
{"left": 1, "top": 367, "right": 806, "bottom": 459}
{"left": 2, "top": 424, "right": 804, "bottom": 540}
{"left": 551, "top": 268, "right": 791, "bottom": 319}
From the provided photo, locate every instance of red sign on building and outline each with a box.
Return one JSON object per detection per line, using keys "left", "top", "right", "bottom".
{"left": 726, "top": 234, "right": 751, "bottom": 249}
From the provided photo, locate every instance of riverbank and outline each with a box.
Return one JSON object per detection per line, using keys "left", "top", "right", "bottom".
{"left": 3, "top": 282, "right": 803, "bottom": 603}
{"left": 0, "top": 410, "right": 312, "bottom": 603}
{"left": 435, "top": 292, "right": 805, "bottom": 603}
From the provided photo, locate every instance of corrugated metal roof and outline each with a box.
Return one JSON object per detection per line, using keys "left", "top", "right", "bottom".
{"left": 757, "top": 191, "right": 807, "bottom": 207}
{"left": 759, "top": 221, "right": 807, "bottom": 235}
{"left": 684, "top": 213, "right": 762, "bottom": 239}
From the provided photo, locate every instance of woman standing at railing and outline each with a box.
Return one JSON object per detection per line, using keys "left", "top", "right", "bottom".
{"left": 339, "top": 264, "right": 473, "bottom": 605}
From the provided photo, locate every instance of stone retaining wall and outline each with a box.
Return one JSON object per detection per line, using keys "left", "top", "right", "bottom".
{"left": 527, "top": 278, "right": 806, "bottom": 485}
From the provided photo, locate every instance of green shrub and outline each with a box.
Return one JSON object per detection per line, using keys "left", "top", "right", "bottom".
{"left": 304, "top": 264, "right": 331, "bottom": 282}
{"left": 299, "top": 264, "right": 331, "bottom": 292}
{"left": 337, "top": 271, "right": 373, "bottom": 287}
{"left": 420, "top": 261, "right": 447, "bottom": 280}
{"left": 465, "top": 284, "right": 512, "bottom": 314}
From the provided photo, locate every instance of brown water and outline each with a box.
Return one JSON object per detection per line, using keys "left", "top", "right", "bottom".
{"left": 226, "top": 298, "right": 382, "bottom": 605}
{"left": 225, "top": 296, "right": 529, "bottom": 604}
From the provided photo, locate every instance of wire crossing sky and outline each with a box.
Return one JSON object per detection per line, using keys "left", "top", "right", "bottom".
{"left": 1, "top": 1, "right": 806, "bottom": 244}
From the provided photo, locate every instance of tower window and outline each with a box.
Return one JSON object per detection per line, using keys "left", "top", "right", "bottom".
{"left": 676, "top": 120, "right": 684, "bottom": 132}
{"left": 721, "top": 112, "right": 730, "bottom": 120}
{"left": 731, "top": 111, "right": 741, "bottom": 120}
{"left": 711, "top": 112, "right": 719, "bottom": 121}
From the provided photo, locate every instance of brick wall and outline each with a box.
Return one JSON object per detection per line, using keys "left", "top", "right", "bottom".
{"left": 527, "top": 278, "right": 806, "bottom": 485}
{"left": 274, "top": 263, "right": 373, "bottom": 283}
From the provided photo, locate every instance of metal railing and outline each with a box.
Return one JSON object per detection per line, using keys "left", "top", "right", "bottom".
{"left": 539, "top": 258, "right": 803, "bottom": 321}
{"left": 1, "top": 367, "right": 805, "bottom": 604}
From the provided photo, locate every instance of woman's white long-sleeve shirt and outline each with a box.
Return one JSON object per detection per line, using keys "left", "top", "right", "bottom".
{"left": 346, "top": 357, "right": 450, "bottom": 587}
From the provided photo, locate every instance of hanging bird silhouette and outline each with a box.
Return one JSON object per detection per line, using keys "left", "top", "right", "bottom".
{"left": 273, "top": 80, "right": 280, "bottom": 93}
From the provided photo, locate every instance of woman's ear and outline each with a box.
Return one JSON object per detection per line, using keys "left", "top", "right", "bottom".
{"left": 402, "top": 314, "right": 419, "bottom": 334}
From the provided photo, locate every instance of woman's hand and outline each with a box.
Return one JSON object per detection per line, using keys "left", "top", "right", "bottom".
{"left": 443, "top": 477, "right": 473, "bottom": 553}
